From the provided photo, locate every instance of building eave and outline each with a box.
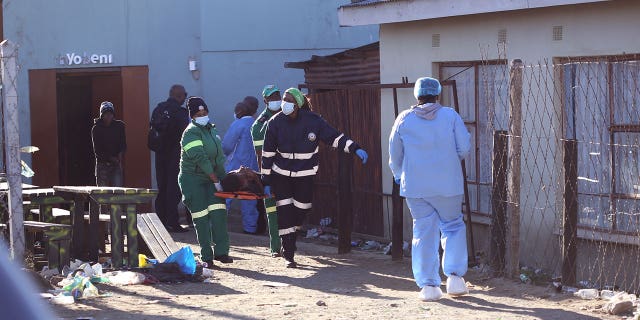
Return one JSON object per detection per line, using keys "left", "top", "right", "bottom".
{"left": 338, "top": 0, "right": 612, "bottom": 26}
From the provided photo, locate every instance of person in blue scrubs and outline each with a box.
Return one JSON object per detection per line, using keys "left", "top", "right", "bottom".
{"left": 388, "top": 77, "right": 471, "bottom": 301}
{"left": 222, "top": 101, "right": 260, "bottom": 234}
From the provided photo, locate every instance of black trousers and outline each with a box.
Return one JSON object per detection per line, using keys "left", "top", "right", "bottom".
{"left": 271, "top": 174, "right": 313, "bottom": 261}
{"left": 155, "top": 149, "right": 183, "bottom": 228}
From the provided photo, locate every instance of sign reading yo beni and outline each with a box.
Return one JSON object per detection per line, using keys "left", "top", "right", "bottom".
{"left": 57, "top": 52, "right": 113, "bottom": 66}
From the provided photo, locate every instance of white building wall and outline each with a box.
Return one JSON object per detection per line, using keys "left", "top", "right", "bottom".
{"left": 378, "top": 0, "right": 640, "bottom": 268}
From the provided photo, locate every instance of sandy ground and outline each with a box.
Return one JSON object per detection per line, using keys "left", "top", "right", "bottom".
{"left": 46, "top": 213, "right": 632, "bottom": 320}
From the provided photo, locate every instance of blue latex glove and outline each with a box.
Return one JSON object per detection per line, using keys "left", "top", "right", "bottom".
{"left": 394, "top": 178, "right": 400, "bottom": 185}
{"left": 263, "top": 185, "right": 272, "bottom": 198}
{"left": 355, "top": 149, "right": 368, "bottom": 164}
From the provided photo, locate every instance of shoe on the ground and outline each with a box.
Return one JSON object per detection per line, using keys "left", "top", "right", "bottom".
{"left": 271, "top": 252, "right": 282, "bottom": 258}
{"left": 446, "top": 275, "right": 469, "bottom": 296}
{"left": 285, "top": 260, "right": 297, "bottom": 268}
{"left": 214, "top": 255, "right": 233, "bottom": 263}
{"left": 418, "top": 286, "right": 443, "bottom": 301}
{"left": 166, "top": 225, "right": 189, "bottom": 233}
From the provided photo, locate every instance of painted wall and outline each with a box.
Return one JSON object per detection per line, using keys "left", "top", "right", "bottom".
{"left": 198, "top": 0, "right": 378, "bottom": 134}
{"left": 376, "top": 0, "right": 640, "bottom": 267}
{"left": 3, "top": 0, "right": 378, "bottom": 185}
{"left": 3, "top": 0, "right": 202, "bottom": 184}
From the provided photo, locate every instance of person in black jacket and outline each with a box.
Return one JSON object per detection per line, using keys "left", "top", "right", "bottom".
{"left": 151, "top": 85, "right": 190, "bottom": 233}
{"left": 91, "top": 101, "right": 126, "bottom": 187}
{"left": 261, "top": 88, "right": 368, "bottom": 268}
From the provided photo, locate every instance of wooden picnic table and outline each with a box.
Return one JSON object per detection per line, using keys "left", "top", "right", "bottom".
{"left": 53, "top": 186, "right": 157, "bottom": 268}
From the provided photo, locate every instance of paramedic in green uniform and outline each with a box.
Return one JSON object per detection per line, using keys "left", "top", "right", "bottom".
{"left": 251, "top": 85, "right": 282, "bottom": 257}
{"left": 179, "top": 96, "right": 233, "bottom": 267}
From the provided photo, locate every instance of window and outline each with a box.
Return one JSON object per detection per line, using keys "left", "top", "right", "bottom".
{"left": 562, "top": 56, "right": 640, "bottom": 233}
{"left": 439, "top": 61, "right": 509, "bottom": 216}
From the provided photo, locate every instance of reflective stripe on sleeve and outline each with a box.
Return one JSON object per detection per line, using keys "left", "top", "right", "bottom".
{"left": 208, "top": 203, "right": 227, "bottom": 211}
{"left": 266, "top": 206, "right": 277, "bottom": 213}
{"left": 183, "top": 140, "right": 204, "bottom": 152}
{"left": 343, "top": 140, "right": 354, "bottom": 153}
{"left": 278, "top": 226, "right": 298, "bottom": 236}
{"left": 276, "top": 198, "right": 293, "bottom": 207}
{"left": 262, "top": 151, "right": 276, "bottom": 158}
{"left": 332, "top": 134, "right": 344, "bottom": 148}
{"left": 261, "top": 168, "right": 271, "bottom": 175}
{"left": 293, "top": 200, "right": 312, "bottom": 210}
{"left": 277, "top": 147, "right": 318, "bottom": 160}
{"left": 253, "top": 140, "right": 264, "bottom": 147}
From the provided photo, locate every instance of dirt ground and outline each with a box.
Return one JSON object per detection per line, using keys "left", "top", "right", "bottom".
{"left": 48, "top": 213, "right": 633, "bottom": 320}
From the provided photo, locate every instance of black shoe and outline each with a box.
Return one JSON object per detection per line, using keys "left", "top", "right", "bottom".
{"left": 285, "top": 260, "right": 297, "bottom": 268}
{"left": 167, "top": 225, "right": 189, "bottom": 233}
{"left": 214, "top": 255, "right": 233, "bottom": 263}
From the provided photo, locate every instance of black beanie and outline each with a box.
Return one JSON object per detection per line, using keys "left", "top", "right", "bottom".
{"left": 187, "top": 97, "right": 208, "bottom": 118}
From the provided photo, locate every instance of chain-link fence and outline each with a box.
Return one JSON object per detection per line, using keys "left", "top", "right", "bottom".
{"left": 464, "top": 55, "right": 640, "bottom": 292}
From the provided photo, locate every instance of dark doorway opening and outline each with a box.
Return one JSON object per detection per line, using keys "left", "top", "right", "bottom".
{"left": 55, "top": 71, "right": 122, "bottom": 186}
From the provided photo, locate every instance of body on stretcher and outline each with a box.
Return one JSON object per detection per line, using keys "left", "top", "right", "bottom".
{"left": 214, "top": 191, "right": 268, "bottom": 200}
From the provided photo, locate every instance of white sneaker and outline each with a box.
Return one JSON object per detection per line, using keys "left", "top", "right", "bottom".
{"left": 446, "top": 275, "right": 469, "bottom": 296}
{"left": 418, "top": 286, "right": 443, "bottom": 301}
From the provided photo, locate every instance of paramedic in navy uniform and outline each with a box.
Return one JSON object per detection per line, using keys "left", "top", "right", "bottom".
{"left": 261, "top": 88, "right": 368, "bottom": 268}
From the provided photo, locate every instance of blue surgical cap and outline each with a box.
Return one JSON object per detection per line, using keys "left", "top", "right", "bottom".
{"left": 413, "top": 77, "right": 442, "bottom": 99}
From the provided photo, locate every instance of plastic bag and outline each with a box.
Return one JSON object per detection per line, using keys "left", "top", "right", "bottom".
{"left": 163, "top": 246, "right": 196, "bottom": 275}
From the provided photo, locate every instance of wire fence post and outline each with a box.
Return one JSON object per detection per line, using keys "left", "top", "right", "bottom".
{"left": 507, "top": 59, "right": 523, "bottom": 278}
{"left": 490, "top": 130, "right": 508, "bottom": 276}
{"left": 1, "top": 39, "right": 24, "bottom": 261}
{"left": 562, "top": 139, "right": 578, "bottom": 285}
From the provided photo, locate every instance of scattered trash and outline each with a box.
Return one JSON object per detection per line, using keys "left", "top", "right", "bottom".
{"left": 574, "top": 288, "right": 599, "bottom": 300}
{"left": 60, "top": 275, "right": 100, "bottom": 299}
{"left": 202, "top": 268, "right": 214, "bottom": 278}
{"left": 104, "top": 271, "right": 146, "bottom": 286}
{"left": 318, "top": 234, "right": 337, "bottom": 241}
{"left": 605, "top": 298, "right": 634, "bottom": 315}
{"left": 50, "top": 294, "right": 74, "bottom": 305}
{"left": 316, "top": 300, "right": 327, "bottom": 307}
{"left": 139, "top": 254, "right": 159, "bottom": 268}
{"left": 351, "top": 240, "right": 363, "bottom": 247}
{"left": 383, "top": 241, "right": 410, "bottom": 256}
{"left": 306, "top": 228, "right": 321, "bottom": 238}
{"left": 361, "top": 240, "right": 382, "bottom": 251}
{"left": 164, "top": 246, "right": 197, "bottom": 275}
{"left": 319, "top": 217, "right": 332, "bottom": 227}
{"left": 578, "top": 280, "right": 595, "bottom": 289}
{"left": 562, "top": 286, "right": 578, "bottom": 294}
{"left": 551, "top": 277, "right": 562, "bottom": 292}
{"left": 203, "top": 278, "right": 216, "bottom": 284}
{"left": 519, "top": 274, "right": 532, "bottom": 284}
{"left": 600, "top": 290, "right": 616, "bottom": 300}
{"left": 39, "top": 266, "right": 59, "bottom": 279}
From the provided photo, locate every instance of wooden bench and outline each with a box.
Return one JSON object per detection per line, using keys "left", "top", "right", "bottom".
{"left": 136, "top": 212, "right": 180, "bottom": 261}
{"left": 23, "top": 221, "right": 71, "bottom": 272}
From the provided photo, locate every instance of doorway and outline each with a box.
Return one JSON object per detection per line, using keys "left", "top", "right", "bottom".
{"left": 56, "top": 72, "right": 122, "bottom": 186}
{"left": 29, "top": 66, "right": 150, "bottom": 188}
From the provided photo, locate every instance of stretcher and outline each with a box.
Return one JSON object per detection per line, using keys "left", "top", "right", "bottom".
{"left": 214, "top": 191, "right": 268, "bottom": 200}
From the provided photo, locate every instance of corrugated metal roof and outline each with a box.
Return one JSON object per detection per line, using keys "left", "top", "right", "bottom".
{"left": 285, "top": 42, "right": 380, "bottom": 85}
{"left": 340, "top": 0, "right": 403, "bottom": 8}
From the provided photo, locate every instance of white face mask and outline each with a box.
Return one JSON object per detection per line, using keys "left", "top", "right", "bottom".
{"left": 267, "top": 100, "right": 281, "bottom": 111}
{"left": 194, "top": 115, "right": 209, "bottom": 126}
{"left": 281, "top": 102, "right": 296, "bottom": 115}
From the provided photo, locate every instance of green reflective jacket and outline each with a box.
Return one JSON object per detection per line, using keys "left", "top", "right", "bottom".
{"left": 179, "top": 121, "right": 226, "bottom": 181}
{"left": 250, "top": 108, "right": 277, "bottom": 153}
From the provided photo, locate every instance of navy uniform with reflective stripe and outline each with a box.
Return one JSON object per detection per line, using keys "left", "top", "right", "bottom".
{"left": 261, "top": 108, "right": 360, "bottom": 263}
{"left": 262, "top": 109, "right": 360, "bottom": 179}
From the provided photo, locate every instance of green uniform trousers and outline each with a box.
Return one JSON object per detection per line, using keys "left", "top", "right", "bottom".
{"left": 264, "top": 197, "right": 281, "bottom": 254}
{"left": 179, "top": 173, "right": 229, "bottom": 261}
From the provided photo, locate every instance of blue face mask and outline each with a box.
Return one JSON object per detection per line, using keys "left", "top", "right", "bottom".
{"left": 195, "top": 115, "right": 209, "bottom": 126}
{"left": 281, "top": 102, "right": 295, "bottom": 115}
